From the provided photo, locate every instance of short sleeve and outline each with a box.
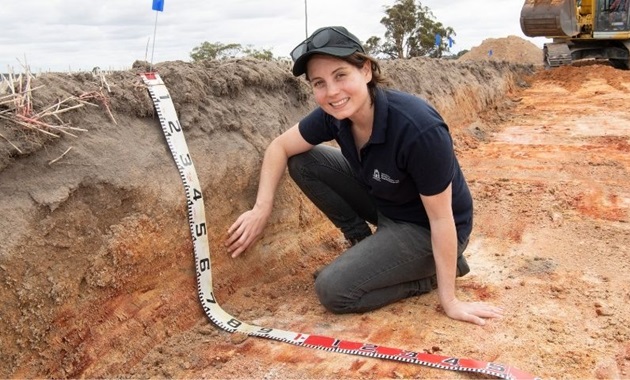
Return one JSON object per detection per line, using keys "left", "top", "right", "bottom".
{"left": 406, "top": 125, "right": 456, "bottom": 196}
{"left": 298, "top": 107, "right": 336, "bottom": 145}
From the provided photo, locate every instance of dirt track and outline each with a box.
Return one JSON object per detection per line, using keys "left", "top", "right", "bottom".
{"left": 462, "top": 64, "right": 630, "bottom": 379}
{"left": 1, "top": 55, "right": 629, "bottom": 379}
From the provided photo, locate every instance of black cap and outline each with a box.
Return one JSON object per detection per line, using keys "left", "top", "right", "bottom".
{"left": 290, "top": 26, "right": 365, "bottom": 77}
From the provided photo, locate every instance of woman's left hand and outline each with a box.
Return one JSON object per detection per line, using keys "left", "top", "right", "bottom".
{"left": 441, "top": 298, "right": 504, "bottom": 326}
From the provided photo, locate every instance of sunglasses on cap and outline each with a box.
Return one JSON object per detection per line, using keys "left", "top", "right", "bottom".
{"left": 290, "top": 26, "right": 364, "bottom": 62}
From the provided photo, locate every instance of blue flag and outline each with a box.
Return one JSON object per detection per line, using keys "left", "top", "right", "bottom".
{"left": 435, "top": 33, "right": 441, "bottom": 47}
{"left": 448, "top": 36, "right": 454, "bottom": 48}
{"left": 152, "top": 0, "right": 164, "bottom": 11}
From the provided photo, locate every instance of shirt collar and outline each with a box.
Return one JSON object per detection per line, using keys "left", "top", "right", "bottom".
{"left": 370, "top": 87, "right": 389, "bottom": 145}
{"left": 331, "top": 87, "right": 389, "bottom": 144}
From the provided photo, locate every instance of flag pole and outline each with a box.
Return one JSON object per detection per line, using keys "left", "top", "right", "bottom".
{"left": 150, "top": 10, "right": 159, "bottom": 71}
{"left": 145, "top": 36, "right": 150, "bottom": 61}
{"left": 304, "top": 0, "right": 308, "bottom": 38}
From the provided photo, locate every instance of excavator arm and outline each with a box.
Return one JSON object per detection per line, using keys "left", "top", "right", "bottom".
{"left": 520, "top": 0, "right": 579, "bottom": 38}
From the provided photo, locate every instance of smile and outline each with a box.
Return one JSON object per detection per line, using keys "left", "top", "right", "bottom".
{"left": 330, "top": 98, "right": 349, "bottom": 108}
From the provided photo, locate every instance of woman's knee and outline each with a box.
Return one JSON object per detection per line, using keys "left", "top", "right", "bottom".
{"left": 314, "top": 270, "right": 353, "bottom": 314}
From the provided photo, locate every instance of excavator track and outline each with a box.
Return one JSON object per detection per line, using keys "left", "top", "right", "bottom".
{"left": 544, "top": 42, "right": 573, "bottom": 67}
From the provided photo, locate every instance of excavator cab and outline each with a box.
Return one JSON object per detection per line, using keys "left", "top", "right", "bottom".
{"left": 594, "top": 0, "right": 630, "bottom": 32}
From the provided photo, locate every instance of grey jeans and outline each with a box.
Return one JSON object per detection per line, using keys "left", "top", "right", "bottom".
{"left": 288, "top": 145, "right": 470, "bottom": 314}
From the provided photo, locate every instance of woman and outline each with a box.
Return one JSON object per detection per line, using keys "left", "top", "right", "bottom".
{"left": 225, "top": 26, "right": 503, "bottom": 325}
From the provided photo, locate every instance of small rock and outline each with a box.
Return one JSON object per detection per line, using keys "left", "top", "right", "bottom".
{"left": 596, "top": 307, "right": 614, "bottom": 316}
{"left": 551, "top": 211, "right": 564, "bottom": 226}
{"left": 230, "top": 333, "right": 249, "bottom": 345}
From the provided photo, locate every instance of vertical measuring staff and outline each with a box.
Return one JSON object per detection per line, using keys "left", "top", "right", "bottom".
{"left": 150, "top": 0, "right": 165, "bottom": 71}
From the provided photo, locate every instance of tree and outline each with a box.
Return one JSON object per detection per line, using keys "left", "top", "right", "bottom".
{"left": 364, "top": 36, "right": 383, "bottom": 56}
{"left": 190, "top": 42, "right": 242, "bottom": 61}
{"left": 369, "top": 0, "right": 456, "bottom": 59}
{"left": 456, "top": 49, "right": 469, "bottom": 58}
{"left": 242, "top": 45, "right": 274, "bottom": 61}
{"left": 190, "top": 42, "right": 275, "bottom": 62}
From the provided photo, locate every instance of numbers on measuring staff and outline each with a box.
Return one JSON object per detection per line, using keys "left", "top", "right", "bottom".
{"left": 227, "top": 318, "right": 242, "bottom": 329}
{"left": 486, "top": 363, "right": 506, "bottom": 373}
{"left": 161, "top": 120, "right": 181, "bottom": 138}
{"left": 360, "top": 344, "right": 378, "bottom": 352}
{"left": 195, "top": 223, "right": 207, "bottom": 237}
{"left": 442, "top": 357, "right": 459, "bottom": 366}
{"left": 168, "top": 120, "right": 181, "bottom": 134}
{"left": 207, "top": 292, "right": 216, "bottom": 304}
{"left": 180, "top": 154, "right": 192, "bottom": 167}
{"left": 399, "top": 350, "right": 418, "bottom": 359}
{"left": 200, "top": 258, "right": 210, "bottom": 272}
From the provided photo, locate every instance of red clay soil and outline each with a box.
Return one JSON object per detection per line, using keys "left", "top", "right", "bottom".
{"left": 0, "top": 38, "right": 629, "bottom": 379}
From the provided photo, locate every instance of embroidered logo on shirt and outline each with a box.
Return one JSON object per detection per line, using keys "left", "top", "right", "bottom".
{"left": 373, "top": 169, "right": 381, "bottom": 181}
{"left": 372, "top": 169, "right": 400, "bottom": 184}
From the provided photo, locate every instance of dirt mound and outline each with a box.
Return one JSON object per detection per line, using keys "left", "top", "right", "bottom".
{"left": 459, "top": 35, "right": 543, "bottom": 66}
{"left": 531, "top": 61, "right": 628, "bottom": 92}
{"left": 7, "top": 57, "right": 630, "bottom": 380}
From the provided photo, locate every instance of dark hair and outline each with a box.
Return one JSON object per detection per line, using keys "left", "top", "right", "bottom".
{"left": 344, "top": 52, "right": 389, "bottom": 104}
{"left": 305, "top": 52, "right": 389, "bottom": 104}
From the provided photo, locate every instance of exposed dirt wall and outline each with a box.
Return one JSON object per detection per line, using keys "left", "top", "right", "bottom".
{"left": 1, "top": 55, "right": 537, "bottom": 379}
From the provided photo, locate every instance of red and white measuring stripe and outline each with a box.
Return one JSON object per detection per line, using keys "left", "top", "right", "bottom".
{"left": 141, "top": 72, "right": 540, "bottom": 380}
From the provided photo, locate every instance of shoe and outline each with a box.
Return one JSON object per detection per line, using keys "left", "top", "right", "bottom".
{"left": 456, "top": 255, "right": 470, "bottom": 277}
{"left": 428, "top": 255, "right": 470, "bottom": 289}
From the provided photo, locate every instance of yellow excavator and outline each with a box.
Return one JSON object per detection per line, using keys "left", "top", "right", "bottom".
{"left": 520, "top": 0, "right": 630, "bottom": 68}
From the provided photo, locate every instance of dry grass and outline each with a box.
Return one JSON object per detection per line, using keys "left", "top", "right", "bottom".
{"left": 0, "top": 68, "right": 87, "bottom": 138}
{"left": 1, "top": 60, "right": 117, "bottom": 162}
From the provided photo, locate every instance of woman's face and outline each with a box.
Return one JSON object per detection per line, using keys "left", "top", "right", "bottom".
{"left": 306, "top": 54, "right": 372, "bottom": 121}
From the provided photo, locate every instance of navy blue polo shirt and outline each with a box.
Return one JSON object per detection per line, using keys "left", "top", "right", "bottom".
{"left": 298, "top": 88, "right": 473, "bottom": 239}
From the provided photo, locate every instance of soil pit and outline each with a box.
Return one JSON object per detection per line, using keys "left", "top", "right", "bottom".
{"left": 1, "top": 38, "right": 629, "bottom": 379}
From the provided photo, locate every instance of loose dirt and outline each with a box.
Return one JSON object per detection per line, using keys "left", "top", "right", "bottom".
{"left": 459, "top": 35, "right": 543, "bottom": 66}
{"left": 1, "top": 38, "right": 629, "bottom": 379}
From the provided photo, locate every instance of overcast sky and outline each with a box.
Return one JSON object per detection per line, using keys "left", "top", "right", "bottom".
{"left": 1, "top": 0, "right": 544, "bottom": 73}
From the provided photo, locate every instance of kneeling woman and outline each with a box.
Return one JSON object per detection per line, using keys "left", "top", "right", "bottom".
{"left": 225, "top": 26, "right": 503, "bottom": 326}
